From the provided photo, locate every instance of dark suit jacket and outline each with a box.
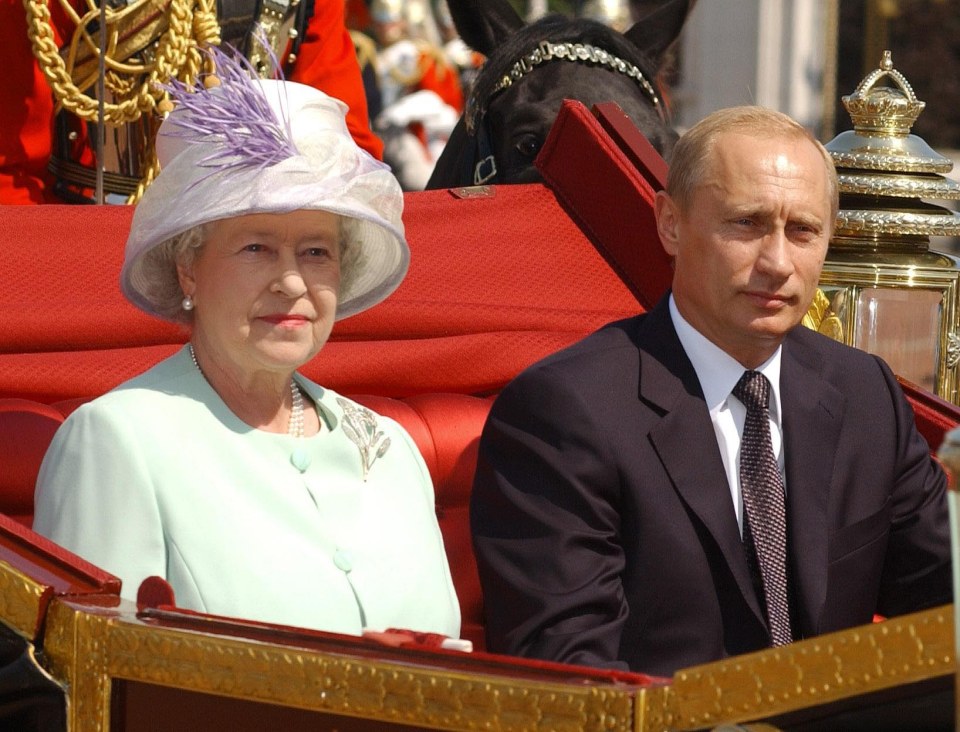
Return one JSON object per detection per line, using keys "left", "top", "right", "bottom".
{"left": 470, "top": 295, "right": 952, "bottom": 677}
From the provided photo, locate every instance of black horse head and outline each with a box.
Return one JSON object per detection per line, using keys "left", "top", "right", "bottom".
{"left": 426, "top": 0, "right": 693, "bottom": 189}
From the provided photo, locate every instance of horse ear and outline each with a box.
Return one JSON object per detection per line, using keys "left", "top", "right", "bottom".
{"left": 623, "top": 0, "right": 695, "bottom": 66}
{"left": 445, "top": 0, "right": 525, "bottom": 58}
{"left": 425, "top": 117, "right": 473, "bottom": 189}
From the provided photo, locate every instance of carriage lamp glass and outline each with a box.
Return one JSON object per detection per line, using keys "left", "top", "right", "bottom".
{"left": 817, "top": 270, "right": 954, "bottom": 397}
{"left": 813, "top": 51, "right": 960, "bottom": 404}
{"left": 854, "top": 288, "right": 942, "bottom": 390}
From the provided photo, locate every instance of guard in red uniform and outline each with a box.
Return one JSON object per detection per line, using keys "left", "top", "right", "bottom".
{"left": 1, "top": 0, "right": 381, "bottom": 204}
{"left": 369, "top": 0, "right": 463, "bottom": 189}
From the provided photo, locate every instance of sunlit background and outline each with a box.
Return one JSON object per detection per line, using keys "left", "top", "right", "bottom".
{"left": 508, "top": 0, "right": 959, "bottom": 249}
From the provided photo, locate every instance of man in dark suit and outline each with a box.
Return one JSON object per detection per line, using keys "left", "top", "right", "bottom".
{"left": 470, "top": 105, "right": 952, "bottom": 677}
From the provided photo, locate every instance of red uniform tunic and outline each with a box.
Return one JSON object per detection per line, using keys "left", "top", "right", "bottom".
{"left": 290, "top": 0, "right": 384, "bottom": 160}
{"left": 0, "top": 1, "right": 71, "bottom": 203}
{"left": 1, "top": 2, "right": 381, "bottom": 204}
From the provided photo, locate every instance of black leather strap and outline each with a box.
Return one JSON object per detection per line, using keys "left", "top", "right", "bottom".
{"left": 464, "top": 117, "right": 497, "bottom": 186}
{"left": 217, "top": 0, "right": 259, "bottom": 52}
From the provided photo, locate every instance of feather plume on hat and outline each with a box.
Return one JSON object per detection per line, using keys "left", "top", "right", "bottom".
{"left": 159, "top": 45, "right": 298, "bottom": 179}
{"left": 121, "top": 44, "right": 409, "bottom": 322}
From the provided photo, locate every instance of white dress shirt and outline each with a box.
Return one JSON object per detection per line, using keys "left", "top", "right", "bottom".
{"left": 669, "top": 295, "right": 786, "bottom": 535}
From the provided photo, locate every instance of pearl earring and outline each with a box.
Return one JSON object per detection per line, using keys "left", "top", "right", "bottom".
{"left": 182, "top": 295, "right": 195, "bottom": 311}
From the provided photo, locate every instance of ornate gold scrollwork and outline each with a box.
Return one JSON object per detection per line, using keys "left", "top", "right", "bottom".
{"left": 41, "top": 597, "right": 641, "bottom": 732}
{"left": 801, "top": 288, "right": 844, "bottom": 341}
{"left": 946, "top": 332, "right": 960, "bottom": 370}
{"left": 0, "top": 560, "right": 47, "bottom": 640}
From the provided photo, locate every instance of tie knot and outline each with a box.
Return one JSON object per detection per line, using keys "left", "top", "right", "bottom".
{"left": 733, "top": 370, "right": 771, "bottom": 413}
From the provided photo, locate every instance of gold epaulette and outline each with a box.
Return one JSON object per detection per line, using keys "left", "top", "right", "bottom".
{"left": 413, "top": 39, "right": 455, "bottom": 81}
{"left": 350, "top": 29, "right": 379, "bottom": 72}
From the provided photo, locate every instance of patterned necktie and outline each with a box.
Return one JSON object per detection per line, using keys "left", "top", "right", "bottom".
{"left": 733, "top": 370, "right": 792, "bottom": 646}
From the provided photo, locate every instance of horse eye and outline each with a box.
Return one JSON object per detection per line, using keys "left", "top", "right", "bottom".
{"left": 514, "top": 135, "right": 543, "bottom": 160}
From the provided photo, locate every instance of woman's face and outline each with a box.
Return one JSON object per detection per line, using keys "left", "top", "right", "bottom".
{"left": 177, "top": 209, "right": 342, "bottom": 378}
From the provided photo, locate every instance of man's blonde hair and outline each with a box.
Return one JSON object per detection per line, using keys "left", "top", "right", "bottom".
{"left": 666, "top": 105, "right": 838, "bottom": 223}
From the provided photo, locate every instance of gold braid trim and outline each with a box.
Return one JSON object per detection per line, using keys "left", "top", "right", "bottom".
{"left": 25, "top": 0, "right": 219, "bottom": 201}
{"left": 127, "top": 151, "right": 160, "bottom": 204}
{"left": 350, "top": 29, "right": 378, "bottom": 74}
{"left": 125, "top": 0, "right": 218, "bottom": 203}
{"left": 24, "top": 0, "right": 220, "bottom": 126}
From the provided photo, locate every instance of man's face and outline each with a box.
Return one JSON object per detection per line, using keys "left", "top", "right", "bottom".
{"left": 655, "top": 131, "right": 833, "bottom": 368}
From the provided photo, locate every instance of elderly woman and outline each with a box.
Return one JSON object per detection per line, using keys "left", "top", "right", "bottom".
{"left": 33, "top": 50, "right": 460, "bottom": 639}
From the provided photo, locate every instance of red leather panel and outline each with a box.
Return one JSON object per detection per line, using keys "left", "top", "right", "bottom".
{"left": 0, "top": 398, "right": 64, "bottom": 526}
{"left": 0, "top": 185, "right": 640, "bottom": 402}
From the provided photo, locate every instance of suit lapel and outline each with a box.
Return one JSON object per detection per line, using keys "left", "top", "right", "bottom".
{"left": 636, "top": 300, "right": 767, "bottom": 629}
{"left": 780, "top": 329, "right": 844, "bottom": 637}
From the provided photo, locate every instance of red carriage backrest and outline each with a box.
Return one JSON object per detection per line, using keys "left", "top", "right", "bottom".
{"left": 0, "top": 185, "right": 641, "bottom": 402}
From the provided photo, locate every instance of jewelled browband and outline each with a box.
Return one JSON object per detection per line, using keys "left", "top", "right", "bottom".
{"left": 466, "top": 39, "right": 663, "bottom": 134}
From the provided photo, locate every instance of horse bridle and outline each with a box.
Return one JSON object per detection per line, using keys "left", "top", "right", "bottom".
{"left": 463, "top": 40, "right": 666, "bottom": 185}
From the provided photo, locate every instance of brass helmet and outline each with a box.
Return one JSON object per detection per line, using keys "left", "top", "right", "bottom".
{"left": 370, "top": 0, "right": 405, "bottom": 24}
{"left": 580, "top": 0, "right": 632, "bottom": 32}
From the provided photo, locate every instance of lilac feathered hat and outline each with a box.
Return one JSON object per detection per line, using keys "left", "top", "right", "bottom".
{"left": 121, "top": 48, "right": 408, "bottom": 321}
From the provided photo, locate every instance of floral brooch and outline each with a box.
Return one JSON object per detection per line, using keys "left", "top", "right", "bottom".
{"left": 336, "top": 397, "right": 391, "bottom": 481}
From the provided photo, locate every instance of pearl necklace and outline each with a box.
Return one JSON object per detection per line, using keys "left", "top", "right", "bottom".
{"left": 189, "top": 344, "right": 304, "bottom": 438}
{"left": 288, "top": 381, "right": 305, "bottom": 438}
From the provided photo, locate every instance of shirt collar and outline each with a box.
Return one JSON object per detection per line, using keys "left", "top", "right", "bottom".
{"left": 293, "top": 373, "right": 338, "bottom": 432}
{"left": 669, "top": 294, "right": 783, "bottom": 422}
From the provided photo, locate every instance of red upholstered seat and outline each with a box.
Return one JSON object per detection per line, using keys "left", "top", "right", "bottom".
{"left": 353, "top": 393, "right": 493, "bottom": 648}
{"left": 0, "top": 186, "right": 641, "bottom": 402}
{"left": 0, "top": 399, "right": 65, "bottom": 527}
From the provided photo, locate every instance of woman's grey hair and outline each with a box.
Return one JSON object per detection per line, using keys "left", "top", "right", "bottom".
{"left": 135, "top": 216, "right": 365, "bottom": 325}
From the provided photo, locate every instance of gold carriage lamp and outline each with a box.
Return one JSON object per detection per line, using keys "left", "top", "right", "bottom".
{"left": 816, "top": 51, "right": 960, "bottom": 403}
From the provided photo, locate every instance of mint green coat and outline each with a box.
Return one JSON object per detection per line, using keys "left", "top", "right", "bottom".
{"left": 34, "top": 347, "right": 461, "bottom": 637}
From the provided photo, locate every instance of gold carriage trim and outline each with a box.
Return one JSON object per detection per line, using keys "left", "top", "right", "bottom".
{"left": 42, "top": 597, "right": 644, "bottom": 732}
{"left": 834, "top": 210, "right": 960, "bottom": 238}
{"left": 836, "top": 172, "right": 960, "bottom": 199}
{"left": 645, "top": 605, "right": 954, "bottom": 731}
{"left": 0, "top": 560, "right": 48, "bottom": 640}
{"left": 829, "top": 151, "right": 954, "bottom": 175}
{"left": 40, "top": 593, "right": 955, "bottom": 731}
{"left": 801, "top": 288, "right": 844, "bottom": 340}
{"left": 842, "top": 51, "right": 924, "bottom": 136}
